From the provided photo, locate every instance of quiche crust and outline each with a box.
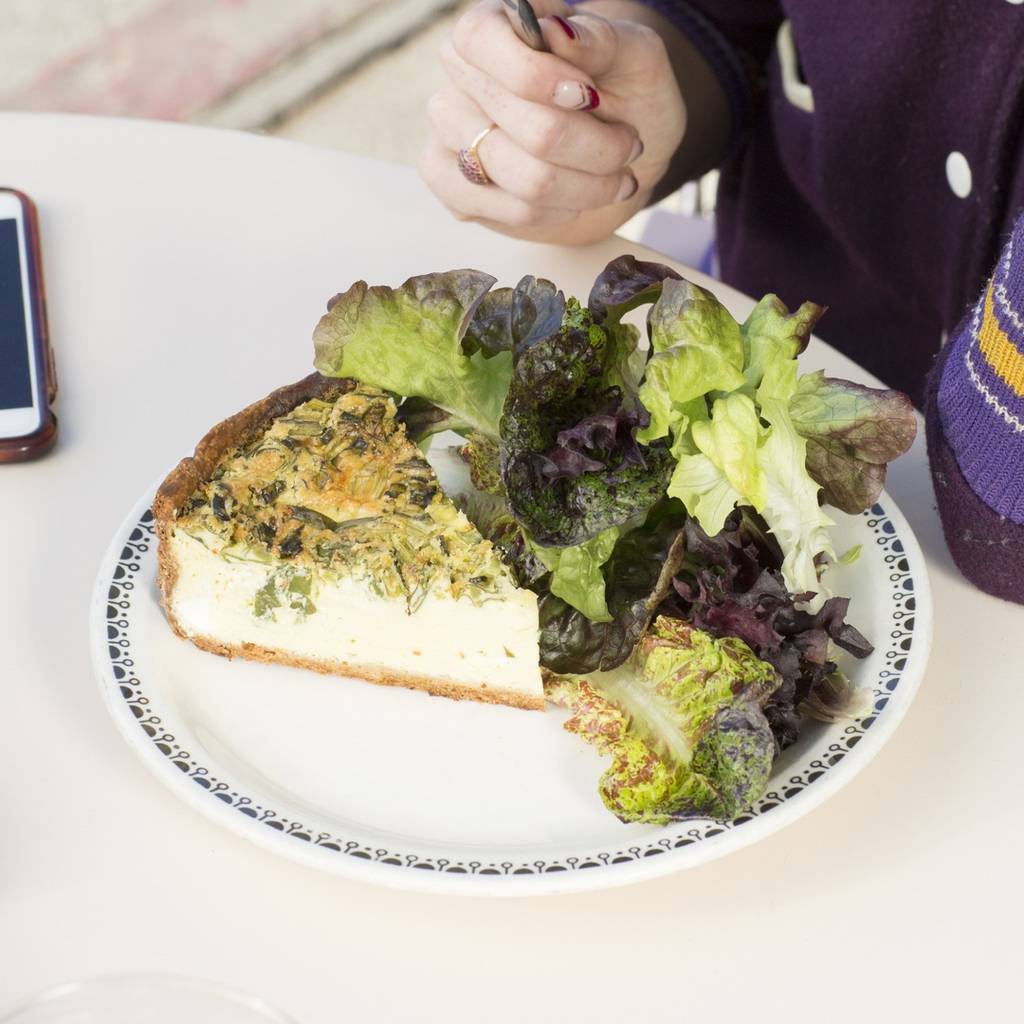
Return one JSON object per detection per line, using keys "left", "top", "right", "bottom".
{"left": 170, "top": 632, "right": 545, "bottom": 711}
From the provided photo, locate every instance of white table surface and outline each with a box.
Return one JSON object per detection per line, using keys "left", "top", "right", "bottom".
{"left": 0, "top": 113, "right": 1018, "bottom": 1022}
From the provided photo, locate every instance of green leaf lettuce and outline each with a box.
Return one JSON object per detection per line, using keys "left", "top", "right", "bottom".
{"left": 547, "top": 617, "right": 780, "bottom": 823}
{"left": 668, "top": 367, "right": 835, "bottom": 600}
{"left": 755, "top": 360, "right": 836, "bottom": 599}
{"left": 789, "top": 371, "right": 917, "bottom": 514}
{"left": 533, "top": 527, "right": 619, "bottom": 623}
{"left": 313, "top": 270, "right": 511, "bottom": 438}
{"left": 537, "top": 498, "right": 689, "bottom": 674}
{"left": 636, "top": 278, "right": 746, "bottom": 445}
{"left": 740, "top": 293, "right": 824, "bottom": 391}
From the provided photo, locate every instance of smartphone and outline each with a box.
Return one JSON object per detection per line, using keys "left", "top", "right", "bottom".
{"left": 0, "top": 188, "right": 57, "bottom": 462}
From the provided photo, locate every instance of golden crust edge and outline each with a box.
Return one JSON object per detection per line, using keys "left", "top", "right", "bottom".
{"left": 151, "top": 372, "right": 544, "bottom": 713}
{"left": 179, "top": 629, "right": 545, "bottom": 711}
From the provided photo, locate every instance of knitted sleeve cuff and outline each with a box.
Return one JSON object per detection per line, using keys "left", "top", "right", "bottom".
{"left": 927, "top": 341, "right": 1024, "bottom": 604}
{"left": 937, "top": 214, "right": 1024, "bottom": 525}
{"left": 566, "top": 0, "right": 754, "bottom": 157}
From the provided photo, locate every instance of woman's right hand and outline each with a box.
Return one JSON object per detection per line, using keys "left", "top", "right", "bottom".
{"left": 418, "top": 0, "right": 690, "bottom": 244}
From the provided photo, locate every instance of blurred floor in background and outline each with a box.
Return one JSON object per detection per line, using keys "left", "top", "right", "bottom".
{"left": 1, "top": 0, "right": 714, "bottom": 262}
{"left": 270, "top": 5, "right": 464, "bottom": 160}
{"left": 1, "top": 0, "right": 461, "bottom": 131}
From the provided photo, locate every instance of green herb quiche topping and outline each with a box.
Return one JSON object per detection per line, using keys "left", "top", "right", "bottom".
{"left": 175, "top": 385, "right": 513, "bottom": 614}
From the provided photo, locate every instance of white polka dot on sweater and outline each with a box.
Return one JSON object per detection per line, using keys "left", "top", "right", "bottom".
{"left": 946, "top": 152, "right": 972, "bottom": 198}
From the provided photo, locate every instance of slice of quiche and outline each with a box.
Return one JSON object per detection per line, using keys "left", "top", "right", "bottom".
{"left": 154, "top": 374, "right": 543, "bottom": 709}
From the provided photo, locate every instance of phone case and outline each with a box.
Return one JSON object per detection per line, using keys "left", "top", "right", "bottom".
{"left": 0, "top": 187, "right": 57, "bottom": 463}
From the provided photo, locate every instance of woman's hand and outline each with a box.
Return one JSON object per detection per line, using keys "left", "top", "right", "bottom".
{"left": 418, "top": 0, "right": 689, "bottom": 244}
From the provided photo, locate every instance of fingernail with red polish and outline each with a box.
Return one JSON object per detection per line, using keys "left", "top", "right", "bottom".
{"left": 551, "top": 16, "right": 576, "bottom": 40}
{"left": 554, "top": 81, "right": 600, "bottom": 111}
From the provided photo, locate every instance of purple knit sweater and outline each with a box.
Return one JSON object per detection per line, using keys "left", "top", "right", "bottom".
{"left": 632, "top": 0, "right": 1024, "bottom": 603}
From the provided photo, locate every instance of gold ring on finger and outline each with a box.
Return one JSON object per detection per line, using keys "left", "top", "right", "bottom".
{"left": 456, "top": 124, "right": 498, "bottom": 186}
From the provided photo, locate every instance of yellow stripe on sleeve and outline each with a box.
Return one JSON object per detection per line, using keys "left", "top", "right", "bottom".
{"left": 979, "top": 284, "right": 1024, "bottom": 397}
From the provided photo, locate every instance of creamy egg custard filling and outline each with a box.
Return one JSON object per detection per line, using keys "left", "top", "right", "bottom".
{"left": 157, "top": 382, "right": 543, "bottom": 709}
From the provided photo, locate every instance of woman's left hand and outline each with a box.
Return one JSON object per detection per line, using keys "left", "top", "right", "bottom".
{"left": 417, "top": 0, "right": 687, "bottom": 243}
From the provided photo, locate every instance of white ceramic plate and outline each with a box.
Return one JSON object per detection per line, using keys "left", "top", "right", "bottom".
{"left": 91, "top": 461, "right": 930, "bottom": 896}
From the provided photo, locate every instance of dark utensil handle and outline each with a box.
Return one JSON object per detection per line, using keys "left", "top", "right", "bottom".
{"left": 501, "top": 0, "right": 550, "bottom": 52}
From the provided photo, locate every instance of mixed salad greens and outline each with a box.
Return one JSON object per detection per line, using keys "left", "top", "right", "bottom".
{"left": 313, "top": 256, "right": 917, "bottom": 824}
